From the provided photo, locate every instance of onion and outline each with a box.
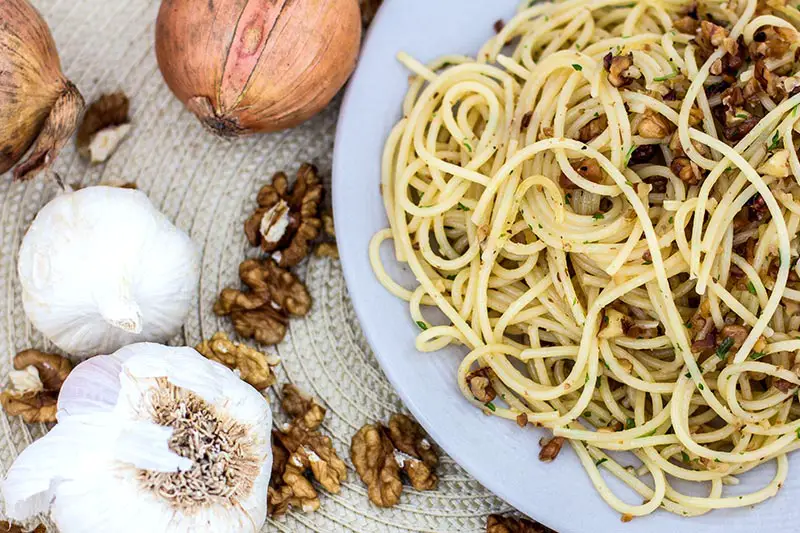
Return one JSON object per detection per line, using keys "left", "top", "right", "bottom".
{"left": 155, "top": 0, "right": 362, "bottom": 137}
{"left": 0, "top": 0, "right": 84, "bottom": 180}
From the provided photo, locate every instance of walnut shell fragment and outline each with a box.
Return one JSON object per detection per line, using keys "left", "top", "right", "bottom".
{"left": 214, "top": 258, "right": 312, "bottom": 346}
{"left": 0, "top": 349, "right": 72, "bottom": 424}
{"left": 76, "top": 92, "right": 131, "bottom": 163}
{"left": 351, "top": 413, "right": 439, "bottom": 507}
{"left": 268, "top": 384, "right": 346, "bottom": 517}
{"left": 195, "top": 331, "right": 279, "bottom": 390}
{"left": 245, "top": 163, "right": 323, "bottom": 268}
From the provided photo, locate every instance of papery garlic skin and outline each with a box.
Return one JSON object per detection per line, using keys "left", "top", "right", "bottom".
{"left": 18, "top": 187, "right": 200, "bottom": 357}
{"left": 2, "top": 343, "right": 272, "bottom": 533}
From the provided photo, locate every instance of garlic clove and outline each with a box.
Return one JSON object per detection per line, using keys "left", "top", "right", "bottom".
{"left": 56, "top": 355, "right": 123, "bottom": 421}
{"left": 115, "top": 420, "right": 193, "bottom": 472}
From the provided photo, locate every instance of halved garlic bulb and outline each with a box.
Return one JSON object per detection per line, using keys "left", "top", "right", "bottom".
{"left": 2, "top": 343, "right": 273, "bottom": 533}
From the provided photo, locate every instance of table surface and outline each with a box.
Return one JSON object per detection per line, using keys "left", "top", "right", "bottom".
{"left": 0, "top": 1, "right": 510, "bottom": 531}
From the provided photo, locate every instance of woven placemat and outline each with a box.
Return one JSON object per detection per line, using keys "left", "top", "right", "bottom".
{"left": 0, "top": 1, "right": 511, "bottom": 531}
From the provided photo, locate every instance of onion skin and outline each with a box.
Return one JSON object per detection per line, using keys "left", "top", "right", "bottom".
{"left": 155, "top": 0, "right": 362, "bottom": 137}
{"left": 0, "top": 0, "right": 84, "bottom": 180}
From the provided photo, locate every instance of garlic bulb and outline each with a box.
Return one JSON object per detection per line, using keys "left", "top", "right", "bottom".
{"left": 2, "top": 343, "right": 273, "bottom": 533}
{"left": 18, "top": 186, "right": 200, "bottom": 357}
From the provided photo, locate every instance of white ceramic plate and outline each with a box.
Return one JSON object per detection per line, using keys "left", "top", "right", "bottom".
{"left": 332, "top": 1, "right": 799, "bottom": 531}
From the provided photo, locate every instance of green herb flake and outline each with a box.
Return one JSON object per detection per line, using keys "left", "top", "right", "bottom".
{"left": 463, "top": 139, "right": 473, "bottom": 152}
{"left": 625, "top": 145, "right": 636, "bottom": 166}
{"left": 538, "top": 223, "right": 543, "bottom": 229}
{"left": 796, "top": 427, "right": 800, "bottom": 439}
{"left": 565, "top": 193, "right": 572, "bottom": 205}
{"left": 595, "top": 457, "right": 608, "bottom": 467}
{"left": 768, "top": 130, "right": 781, "bottom": 151}
{"left": 485, "top": 401, "right": 496, "bottom": 412}
{"left": 698, "top": 383, "right": 705, "bottom": 390}
{"left": 735, "top": 113, "right": 749, "bottom": 119}
{"left": 794, "top": 104, "right": 799, "bottom": 118}
{"left": 625, "top": 418, "right": 635, "bottom": 429}
{"left": 716, "top": 336, "right": 734, "bottom": 359}
{"left": 446, "top": 274, "right": 457, "bottom": 281}
{"left": 714, "top": 458, "right": 721, "bottom": 463}
{"left": 594, "top": 112, "right": 600, "bottom": 118}
{"left": 593, "top": 213, "right": 605, "bottom": 220}
{"left": 750, "top": 351, "right": 766, "bottom": 360}
{"left": 585, "top": 374, "right": 590, "bottom": 384}
{"left": 747, "top": 281, "right": 757, "bottom": 295}
{"left": 685, "top": 321, "right": 692, "bottom": 329}
{"left": 681, "top": 451, "right": 690, "bottom": 463}
{"left": 668, "top": 216, "right": 674, "bottom": 223}
{"left": 416, "top": 321, "right": 429, "bottom": 331}
{"left": 583, "top": 411, "right": 592, "bottom": 418}
{"left": 653, "top": 72, "right": 678, "bottom": 82}
{"left": 457, "top": 202, "right": 470, "bottom": 211}
{"left": 572, "top": 64, "right": 583, "bottom": 71}
{"left": 684, "top": 372, "right": 691, "bottom": 378}
{"left": 643, "top": 260, "right": 652, "bottom": 265}
{"left": 625, "top": 179, "right": 633, "bottom": 187}
{"left": 603, "top": 361, "right": 611, "bottom": 370}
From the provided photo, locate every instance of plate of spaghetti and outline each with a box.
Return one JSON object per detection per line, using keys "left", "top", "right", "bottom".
{"left": 333, "top": 0, "right": 800, "bottom": 529}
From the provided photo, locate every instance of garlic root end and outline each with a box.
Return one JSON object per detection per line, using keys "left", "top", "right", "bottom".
{"left": 14, "top": 82, "right": 84, "bottom": 181}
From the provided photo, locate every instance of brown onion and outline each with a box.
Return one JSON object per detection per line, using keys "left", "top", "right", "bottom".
{"left": 155, "top": 0, "right": 362, "bottom": 137}
{"left": 0, "top": 0, "right": 84, "bottom": 180}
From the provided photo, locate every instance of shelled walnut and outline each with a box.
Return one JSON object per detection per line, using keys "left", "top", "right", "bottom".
{"left": 486, "top": 514, "right": 555, "bottom": 533}
{"left": 0, "top": 349, "right": 72, "bottom": 424}
{"left": 76, "top": 92, "right": 131, "bottom": 163}
{"left": 195, "top": 332, "right": 279, "bottom": 390}
{"left": 244, "top": 164, "right": 323, "bottom": 268}
{"left": 351, "top": 413, "right": 439, "bottom": 507}
{"left": 214, "top": 258, "right": 312, "bottom": 346}
{"left": 268, "top": 384, "right": 347, "bottom": 517}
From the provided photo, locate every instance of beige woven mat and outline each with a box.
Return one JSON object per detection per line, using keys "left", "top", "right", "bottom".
{"left": 0, "top": 1, "right": 511, "bottom": 531}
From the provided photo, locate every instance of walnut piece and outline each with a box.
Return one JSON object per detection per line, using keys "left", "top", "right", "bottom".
{"left": 538, "top": 436, "right": 565, "bottom": 462}
{"left": 0, "top": 349, "right": 72, "bottom": 424}
{"left": 282, "top": 383, "right": 326, "bottom": 431}
{"left": 351, "top": 424, "right": 404, "bottom": 507}
{"left": 0, "top": 522, "right": 46, "bottom": 533}
{"left": 214, "top": 258, "right": 312, "bottom": 346}
{"left": 603, "top": 52, "right": 635, "bottom": 87}
{"left": 244, "top": 164, "right": 323, "bottom": 268}
{"left": 76, "top": 92, "right": 131, "bottom": 163}
{"left": 486, "top": 514, "right": 555, "bottom": 533}
{"left": 351, "top": 413, "right": 439, "bottom": 507}
{"left": 637, "top": 109, "right": 672, "bottom": 139}
{"left": 466, "top": 367, "right": 496, "bottom": 403}
{"left": 195, "top": 332, "right": 279, "bottom": 390}
{"left": 314, "top": 212, "right": 339, "bottom": 258}
{"left": 268, "top": 384, "right": 347, "bottom": 517}
{"left": 577, "top": 115, "right": 607, "bottom": 142}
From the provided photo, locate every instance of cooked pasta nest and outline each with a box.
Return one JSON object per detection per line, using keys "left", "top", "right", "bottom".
{"left": 371, "top": 0, "right": 800, "bottom": 519}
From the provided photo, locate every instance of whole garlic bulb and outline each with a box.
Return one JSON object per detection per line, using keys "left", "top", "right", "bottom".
{"left": 2, "top": 343, "right": 273, "bottom": 533}
{"left": 18, "top": 186, "right": 200, "bottom": 357}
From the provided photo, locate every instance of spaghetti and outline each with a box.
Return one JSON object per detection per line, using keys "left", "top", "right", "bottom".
{"left": 371, "top": 0, "right": 800, "bottom": 519}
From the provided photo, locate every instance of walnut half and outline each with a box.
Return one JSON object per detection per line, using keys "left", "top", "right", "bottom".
{"left": 76, "top": 92, "right": 131, "bottom": 163}
{"left": 351, "top": 413, "right": 439, "bottom": 507}
{"left": 195, "top": 332, "right": 279, "bottom": 390}
{"left": 214, "top": 258, "right": 312, "bottom": 346}
{"left": 244, "top": 164, "right": 323, "bottom": 268}
{"left": 0, "top": 349, "right": 72, "bottom": 424}
{"left": 268, "top": 384, "right": 347, "bottom": 517}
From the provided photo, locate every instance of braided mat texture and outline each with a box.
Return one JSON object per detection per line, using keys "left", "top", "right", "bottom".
{"left": 0, "top": 1, "right": 511, "bottom": 531}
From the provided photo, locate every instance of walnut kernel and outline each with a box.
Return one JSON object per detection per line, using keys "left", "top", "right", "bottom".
{"left": 195, "top": 332, "right": 279, "bottom": 390}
